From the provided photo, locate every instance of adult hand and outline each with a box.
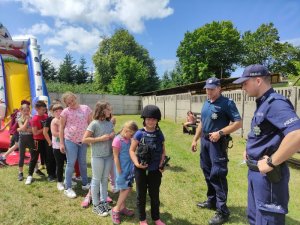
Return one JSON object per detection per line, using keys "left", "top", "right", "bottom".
{"left": 257, "top": 155, "right": 273, "bottom": 174}
{"left": 209, "top": 131, "right": 221, "bottom": 142}
{"left": 191, "top": 140, "right": 198, "bottom": 152}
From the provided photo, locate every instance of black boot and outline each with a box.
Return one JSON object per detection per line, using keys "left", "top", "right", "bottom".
{"left": 209, "top": 211, "right": 229, "bottom": 225}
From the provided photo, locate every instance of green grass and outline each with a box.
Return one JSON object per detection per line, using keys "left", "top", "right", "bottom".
{"left": 0, "top": 115, "right": 300, "bottom": 225}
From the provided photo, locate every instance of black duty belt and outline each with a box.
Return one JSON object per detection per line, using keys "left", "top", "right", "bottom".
{"left": 246, "top": 159, "right": 259, "bottom": 172}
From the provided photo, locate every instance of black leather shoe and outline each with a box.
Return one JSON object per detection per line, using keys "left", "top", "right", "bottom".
{"left": 209, "top": 212, "right": 229, "bottom": 225}
{"left": 196, "top": 201, "right": 216, "bottom": 210}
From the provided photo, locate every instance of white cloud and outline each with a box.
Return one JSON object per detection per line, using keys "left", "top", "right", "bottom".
{"left": 20, "top": 22, "right": 52, "bottom": 35}
{"left": 44, "top": 25, "right": 102, "bottom": 53}
{"left": 12, "top": 34, "right": 36, "bottom": 40}
{"left": 41, "top": 48, "right": 61, "bottom": 68}
{"left": 283, "top": 38, "right": 300, "bottom": 47}
{"left": 16, "top": 0, "right": 173, "bottom": 33}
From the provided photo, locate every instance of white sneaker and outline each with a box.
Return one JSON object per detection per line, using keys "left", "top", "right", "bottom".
{"left": 25, "top": 176, "right": 33, "bottom": 185}
{"left": 57, "top": 182, "right": 64, "bottom": 191}
{"left": 64, "top": 188, "right": 76, "bottom": 198}
{"left": 82, "top": 183, "right": 90, "bottom": 191}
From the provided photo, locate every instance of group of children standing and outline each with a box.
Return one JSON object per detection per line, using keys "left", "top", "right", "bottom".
{"left": 0, "top": 92, "right": 167, "bottom": 225}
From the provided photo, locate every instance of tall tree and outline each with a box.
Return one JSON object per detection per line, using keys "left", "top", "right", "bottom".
{"left": 109, "top": 56, "right": 148, "bottom": 95}
{"left": 241, "top": 23, "right": 300, "bottom": 74}
{"left": 93, "top": 28, "right": 159, "bottom": 93}
{"left": 75, "top": 56, "right": 89, "bottom": 84}
{"left": 177, "top": 21, "right": 243, "bottom": 82}
{"left": 41, "top": 58, "right": 57, "bottom": 81}
{"left": 58, "top": 53, "right": 77, "bottom": 83}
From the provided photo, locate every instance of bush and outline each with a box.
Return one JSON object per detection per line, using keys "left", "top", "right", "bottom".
{"left": 45, "top": 81, "right": 106, "bottom": 94}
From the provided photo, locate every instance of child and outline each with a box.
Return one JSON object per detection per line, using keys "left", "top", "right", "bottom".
{"left": 82, "top": 101, "right": 114, "bottom": 217}
{"left": 182, "top": 111, "right": 196, "bottom": 133}
{"left": 50, "top": 103, "right": 66, "bottom": 191}
{"left": 16, "top": 104, "right": 34, "bottom": 181}
{"left": 0, "top": 100, "right": 31, "bottom": 166}
{"left": 111, "top": 121, "right": 138, "bottom": 225}
{"left": 43, "top": 103, "right": 57, "bottom": 182}
{"left": 25, "top": 100, "right": 48, "bottom": 185}
{"left": 129, "top": 105, "right": 166, "bottom": 225}
{"left": 60, "top": 92, "right": 92, "bottom": 198}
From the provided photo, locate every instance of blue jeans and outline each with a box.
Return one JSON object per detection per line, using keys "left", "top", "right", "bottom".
{"left": 91, "top": 155, "right": 113, "bottom": 205}
{"left": 64, "top": 139, "right": 88, "bottom": 189}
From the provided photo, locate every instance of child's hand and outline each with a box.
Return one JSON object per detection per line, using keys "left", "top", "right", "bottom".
{"left": 101, "top": 134, "right": 111, "bottom": 141}
{"left": 135, "top": 162, "right": 148, "bottom": 169}
{"left": 109, "top": 132, "right": 115, "bottom": 139}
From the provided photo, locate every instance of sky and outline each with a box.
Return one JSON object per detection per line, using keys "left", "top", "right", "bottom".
{"left": 1, "top": 0, "right": 300, "bottom": 78}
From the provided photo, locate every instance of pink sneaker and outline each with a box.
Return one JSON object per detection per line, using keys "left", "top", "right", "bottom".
{"left": 106, "top": 196, "right": 113, "bottom": 203}
{"left": 111, "top": 208, "right": 121, "bottom": 225}
{"left": 154, "top": 219, "right": 165, "bottom": 225}
{"left": 139, "top": 220, "right": 148, "bottom": 225}
{"left": 81, "top": 195, "right": 91, "bottom": 208}
{"left": 120, "top": 207, "right": 134, "bottom": 216}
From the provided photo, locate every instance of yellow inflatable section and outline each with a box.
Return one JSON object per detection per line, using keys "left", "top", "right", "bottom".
{"left": 4, "top": 62, "right": 31, "bottom": 116}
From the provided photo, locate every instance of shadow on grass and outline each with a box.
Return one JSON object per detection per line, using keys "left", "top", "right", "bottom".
{"left": 160, "top": 212, "right": 199, "bottom": 225}
{"left": 166, "top": 165, "right": 186, "bottom": 172}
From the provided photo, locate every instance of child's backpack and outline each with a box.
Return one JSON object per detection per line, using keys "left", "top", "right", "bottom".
{"left": 8, "top": 109, "right": 19, "bottom": 135}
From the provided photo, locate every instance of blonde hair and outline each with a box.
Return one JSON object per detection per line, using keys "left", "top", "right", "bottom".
{"left": 93, "top": 101, "right": 111, "bottom": 120}
{"left": 61, "top": 91, "right": 77, "bottom": 105}
{"left": 122, "top": 120, "right": 138, "bottom": 133}
{"left": 52, "top": 103, "right": 64, "bottom": 112}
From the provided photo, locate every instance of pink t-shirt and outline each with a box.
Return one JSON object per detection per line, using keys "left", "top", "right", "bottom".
{"left": 60, "top": 105, "right": 92, "bottom": 143}
{"left": 112, "top": 135, "right": 130, "bottom": 151}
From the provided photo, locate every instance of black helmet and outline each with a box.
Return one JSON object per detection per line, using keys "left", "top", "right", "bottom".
{"left": 141, "top": 105, "right": 161, "bottom": 120}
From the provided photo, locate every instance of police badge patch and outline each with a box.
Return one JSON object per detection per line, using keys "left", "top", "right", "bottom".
{"left": 253, "top": 125, "right": 261, "bottom": 136}
{"left": 211, "top": 113, "right": 218, "bottom": 120}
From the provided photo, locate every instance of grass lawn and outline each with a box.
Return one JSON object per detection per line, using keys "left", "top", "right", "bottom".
{"left": 0, "top": 115, "right": 299, "bottom": 225}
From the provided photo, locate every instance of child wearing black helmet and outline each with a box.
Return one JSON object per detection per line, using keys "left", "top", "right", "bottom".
{"left": 129, "top": 105, "right": 166, "bottom": 225}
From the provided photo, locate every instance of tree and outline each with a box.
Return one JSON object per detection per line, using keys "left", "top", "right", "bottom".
{"left": 177, "top": 21, "right": 243, "bottom": 82}
{"left": 241, "top": 23, "right": 300, "bottom": 75}
{"left": 57, "top": 53, "right": 77, "bottom": 83}
{"left": 109, "top": 56, "right": 148, "bottom": 95}
{"left": 75, "top": 56, "right": 89, "bottom": 84}
{"left": 41, "top": 58, "right": 57, "bottom": 81}
{"left": 93, "top": 29, "right": 159, "bottom": 93}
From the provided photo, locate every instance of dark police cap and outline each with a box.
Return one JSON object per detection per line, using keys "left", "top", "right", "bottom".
{"left": 233, "top": 64, "right": 271, "bottom": 84}
{"left": 203, "top": 77, "right": 220, "bottom": 89}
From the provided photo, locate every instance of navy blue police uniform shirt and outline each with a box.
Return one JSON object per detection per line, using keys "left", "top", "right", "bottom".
{"left": 247, "top": 88, "right": 300, "bottom": 160}
{"left": 201, "top": 95, "right": 241, "bottom": 134}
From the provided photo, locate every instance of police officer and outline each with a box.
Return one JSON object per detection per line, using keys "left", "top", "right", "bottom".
{"left": 233, "top": 64, "right": 300, "bottom": 225}
{"left": 191, "top": 77, "right": 242, "bottom": 225}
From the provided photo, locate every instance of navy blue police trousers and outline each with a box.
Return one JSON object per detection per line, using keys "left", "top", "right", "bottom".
{"left": 200, "top": 136, "right": 229, "bottom": 215}
{"left": 247, "top": 163, "right": 289, "bottom": 225}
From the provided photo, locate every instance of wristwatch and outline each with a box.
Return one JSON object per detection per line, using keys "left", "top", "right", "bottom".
{"left": 218, "top": 130, "right": 224, "bottom": 137}
{"left": 266, "top": 157, "right": 276, "bottom": 168}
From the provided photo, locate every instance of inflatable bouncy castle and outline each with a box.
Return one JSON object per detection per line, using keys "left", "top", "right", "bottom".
{"left": 0, "top": 23, "right": 49, "bottom": 149}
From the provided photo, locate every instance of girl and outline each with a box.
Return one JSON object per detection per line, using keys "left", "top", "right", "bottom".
{"left": 82, "top": 101, "right": 114, "bottom": 217}
{"left": 50, "top": 103, "right": 66, "bottom": 191}
{"left": 59, "top": 91, "right": 92, "bottom": 198}
{"left": 129, "top": 105, "right": 166, "bottom": 225}
{"left": 16, "top": 104, "right": 33, "bottom": 181}
{"left": 111, "top": 121, "right": 138, "bottom": 225}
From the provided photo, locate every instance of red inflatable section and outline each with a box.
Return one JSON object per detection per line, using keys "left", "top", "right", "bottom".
{"left": 0, "top": 121, "right": 10, "bottom": 150}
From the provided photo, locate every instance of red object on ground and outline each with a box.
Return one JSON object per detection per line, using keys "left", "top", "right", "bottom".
{"left": 0, "top": 125, "right": 10, "bottom": 150}
{"left": 5, "top": 151, "right": 31, "bottom": 166}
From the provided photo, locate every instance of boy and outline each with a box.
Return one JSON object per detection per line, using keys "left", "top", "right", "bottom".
{"left": 25, "top": 100, "right": 48, "bottom": 185}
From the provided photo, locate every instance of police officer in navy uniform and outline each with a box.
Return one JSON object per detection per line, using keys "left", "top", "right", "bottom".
{"left": 191, "top": 77, "right": 242, "bottom": 225}
{"left": 233, "top": 64, "right": 300, "bottom": 225}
